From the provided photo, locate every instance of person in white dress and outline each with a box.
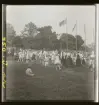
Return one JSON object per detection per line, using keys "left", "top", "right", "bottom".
{"left": 26, "top": 51, "right": 29, "bottom": 63}
{"left": 18, "top": 51, "right": 22, "bottom": 62}
{"left": 44, "top": 55, "right": 49, "bottom": 67}
{"left": 89, "top": 52, "right": 95, "bottom": 71}
{"left": 51, "top": 53, "right": 55, "bottom": 64}
{"left": 54, "top": 53, "right": 61, "bottom": 70}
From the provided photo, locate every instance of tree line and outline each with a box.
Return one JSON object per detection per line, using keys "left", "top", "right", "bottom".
{"left": 6, "top": 22, "right": 93, "bottom": 51}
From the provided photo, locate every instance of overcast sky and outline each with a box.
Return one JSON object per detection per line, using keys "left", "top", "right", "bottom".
{"left": 6, "top": 5, "right": 95, "bottom": 44}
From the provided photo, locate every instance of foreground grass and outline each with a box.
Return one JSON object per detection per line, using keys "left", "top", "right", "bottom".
{"left": 6, "top": 60, "right": 94, "bottom": 100}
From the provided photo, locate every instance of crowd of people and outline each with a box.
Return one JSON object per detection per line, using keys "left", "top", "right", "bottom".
{"left": 7, "top": 47, "right": 95, "bottom": 71}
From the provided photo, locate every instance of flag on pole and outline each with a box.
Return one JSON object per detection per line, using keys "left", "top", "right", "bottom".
{"left": 59, "top": 18, "right": 67, "bottom": 27}
{"left": 72, "top": 23, "right": 76, "bottom": 32}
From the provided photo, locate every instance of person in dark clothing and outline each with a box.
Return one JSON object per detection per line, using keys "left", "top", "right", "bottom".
{"left": 16, "top": 53, "right": 19, "bottom": 61}
{"left": 61, "top": 54, "right": 65, "bottom": 68}
{"left": 76, "top": 53, "right": 81, "bottom": 66}
{"left": 82, "top": 57, "right": 86, "bottom": 65}
{"left": 67, "top": 56, "right": 73, "bottom": 67}
{"left": 64, "top": 55, "right": 67, "bottom": 67}
{"left": 60, "top": 54, "right": 63, "bottom": 65}
{"left": 70, "top": 55, "right": 73, "bottom": 67}
{"left": 32, "top": 54, "right": 36, "bottom": 61}
{"left": 66, "top": 56, "right": 71, "bottom": 67}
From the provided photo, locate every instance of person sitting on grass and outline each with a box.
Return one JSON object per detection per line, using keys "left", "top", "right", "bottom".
{"left": 26, "top": 66, "right": 35, "bottom": 76}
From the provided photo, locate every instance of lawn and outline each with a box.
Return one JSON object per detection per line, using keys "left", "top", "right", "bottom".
{"left": 6, "top": 60, "right": 94, "bottom": 101}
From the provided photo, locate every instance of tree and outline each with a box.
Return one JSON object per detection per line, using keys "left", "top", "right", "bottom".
{"left": 6, "top": 23, "right": 16, "bottom": 45}
{"left": 75, "top": 35, "right": 84, "bottom": 50}
{"left": 21, "top": 22, "right": 38, "bottom": 37}
{"left": 60, "top": 33, "right": 76, "bottom": 50}
{"left": 80, "top": 44, "right": 91, "bottom": 52}
{"left": 12, "top": 36, "right": 23, "bottom": 48}
{"left": 59, "top": 34, "right": 84, "bottom": 50}
{"left": 36, "top": 26, "right": 58, "bottom": 50}
{"left": 37, "top": 26, "right": 52, "bottom": 34}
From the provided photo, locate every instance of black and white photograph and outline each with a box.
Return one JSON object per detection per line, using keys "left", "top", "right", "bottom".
{"left": 5, "top": 5, "right": 95, "bottom": 101}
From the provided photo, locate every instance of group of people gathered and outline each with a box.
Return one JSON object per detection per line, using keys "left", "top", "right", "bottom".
{"left": 7, "top": 48, "right": 95, "bottom": 71}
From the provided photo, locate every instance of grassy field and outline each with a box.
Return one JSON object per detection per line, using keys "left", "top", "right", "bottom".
{"left": 6, "top": 60, "right": 94, "bottom": 101}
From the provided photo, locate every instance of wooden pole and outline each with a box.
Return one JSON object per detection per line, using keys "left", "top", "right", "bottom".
{"left": 76, "top": 20, "right": 77, "bottom": 52}
{"left": 93, "top": 28, "right": 94, "bottom": 45}
{"left": 84, "top": 24, "right": 86, "bottom": 55}
{"left": 66, "top": 18, "right": 68, "bottom": 51}
{"left": 93, "top": 28, "right": 94, "bottom": 42}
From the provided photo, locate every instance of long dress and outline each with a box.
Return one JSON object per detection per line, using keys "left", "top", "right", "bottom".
{"left": 76, "top": 54, "right": 81, "bottom": 66}
{"left": 66, "top": 56, "right": 71, "bottom": 67}
{"left": 54, "top": 55, "right": 61, "bottom": 65}
{"left": 70, "top": 56, "right": 73, "bottom": 66}
{"left": 82, "top": 58, "right": 86, "bottom": 65}
{"left": 61, "top": 55, "right": 65, "bottom": 67}
{"left": 64, "top": 55, "right": 67, "bottom": 67}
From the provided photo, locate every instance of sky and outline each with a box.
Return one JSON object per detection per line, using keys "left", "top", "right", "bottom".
{"left": 6, "top": 5, "right": 95, "bottom": 44}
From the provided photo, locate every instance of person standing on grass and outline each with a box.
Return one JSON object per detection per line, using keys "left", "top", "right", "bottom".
{"left": 70, "top": 54, "right": 73, "bottom": 67}
{"left": 72, "top": 54, "right": 76, "bottom": 66}
{"left": 89, "top": 52, "right": 95, "bottom": 72}
{"left": 82, "top": 56, "right": 86, "bottom": 66}
{"left": 76, "top": 52, "right": 81, "bottom": 66}
{"left": 66, "top": 53, "right": 71, "bottom": 67}
{"left": 26, "top": 51, "right": 29, "bottom": 63}
{"left": 14, "top": 51, "right": 17, "bottom": 60}
{"left": 61, "top": 52, "right": 65, "bottom": 68}
{"left": 54, "top": 53, "right": 61, "bottom": 71}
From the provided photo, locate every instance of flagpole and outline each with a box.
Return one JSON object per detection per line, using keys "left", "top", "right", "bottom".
{"left": 93, "top": 28, "right": 94, "bottom": 54}
{"left": 93, "top": 28, "right": 94, "bottom": 44}
{"left": 66, "top": 18, "right": 68, "bottom": 51}
{"left": 84, "top": 24, "right": 86, "bottom": 56}
{"left": 76, "top": 20, "right": 77, "bottom": 52}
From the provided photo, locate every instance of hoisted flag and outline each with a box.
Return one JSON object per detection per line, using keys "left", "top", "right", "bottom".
{"left": 59, "top": 18, "right": 67, "bottom": 27}
{"left": 72, "top": 23, "right": 76, "bottom": 32}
